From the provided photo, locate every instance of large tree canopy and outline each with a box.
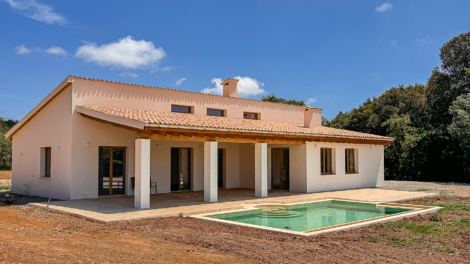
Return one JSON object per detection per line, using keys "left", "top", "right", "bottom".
{"left": 324, "top": 32, "right": 470, "bottom": 182}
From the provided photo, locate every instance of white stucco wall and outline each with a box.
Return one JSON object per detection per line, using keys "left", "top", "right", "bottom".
{"left": 70, "top": 112, "right": 138, "bottom": 199}
{"left": 304, "top": 142, "right": 384, "bottom": 193}
{"left": 11, "top": 86, "right": 73, "bottom": 200}
{"left": 70, "top": 115, "right": 242, "bottom": 199}
{"left": 239, "top": 143, "right": 255, "bottom": 189}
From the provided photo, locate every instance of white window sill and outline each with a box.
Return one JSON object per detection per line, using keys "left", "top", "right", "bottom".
{"left": 40, "top": 176, "right": 51, "bottom": 180}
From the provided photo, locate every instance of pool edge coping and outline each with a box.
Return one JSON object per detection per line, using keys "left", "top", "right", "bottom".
{"left": 186, "top": 199, "right": 441, "bottom": 237}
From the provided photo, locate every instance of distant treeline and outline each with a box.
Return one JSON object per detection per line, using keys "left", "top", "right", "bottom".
{"left": 0, "top": 118, "right": 18, "bottom": 170}
{"left": 324, "top": 32, "right": 470, "bottom": 183}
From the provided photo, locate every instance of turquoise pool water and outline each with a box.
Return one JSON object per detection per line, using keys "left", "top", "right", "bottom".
{"left": 206, "top": 200, "right": 412, "bottom": 232}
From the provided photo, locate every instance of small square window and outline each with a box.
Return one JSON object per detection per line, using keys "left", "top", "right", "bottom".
{"left": 243, "top": 112, "right": 260, "bottom": 120}
{"left": 207, "top": 108, "right": 225, "bottom": 117}
{"left": 321, "top": 148, "right": 332, "bottom": 175}
{"left": 171, "top": 105, "right": 192, "bottom": 113}
{"left": 41, "top": 147, "right": 52, "bottom": 178}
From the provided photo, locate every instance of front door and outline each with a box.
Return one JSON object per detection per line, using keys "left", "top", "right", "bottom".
{"left": 171, "top": 148, "right": 191, "bottom": 191}
{"left": 271, "top": 148, "right": 289, "bottom": 191}
{"left": 98, "top": 147, "right": 126, "bottom": 196}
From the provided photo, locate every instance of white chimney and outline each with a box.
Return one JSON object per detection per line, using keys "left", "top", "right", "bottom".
{"left": 221, "top": 78, "right": 239, "bottom": 97}
{"left": 304, "top": 107, "right": 322, "bottom": 128}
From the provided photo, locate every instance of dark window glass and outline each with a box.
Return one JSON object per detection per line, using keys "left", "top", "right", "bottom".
{"left": 321, "top": 148, "right": 332, "bottom": 174}
{"left": 244, "top": 112, "right": 258, "bottom": 119}
{"left": 345, "top": 149, "right": 355, "bottom": 173}
{"left": 45, "top": 147, "right": 51, "bottom": 178}
{"left": 99, "top": 147, "right": 126, "bottom": 196}
{"left": 207, "top": 109, "right": 223, "bottom": 116}
{"left": 171, "top": 105, "right": 191, "bottom": 113}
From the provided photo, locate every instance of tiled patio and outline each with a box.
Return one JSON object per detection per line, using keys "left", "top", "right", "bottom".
{"left": 30, "top": 188, "right": 436, "bottom": 223}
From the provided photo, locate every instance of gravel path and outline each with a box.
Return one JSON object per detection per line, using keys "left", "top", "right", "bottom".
{"left": 382, "top": 180, "right": 470, "bottom": 196}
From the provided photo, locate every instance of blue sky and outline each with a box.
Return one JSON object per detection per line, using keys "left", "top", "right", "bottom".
{"left": 1, "top": 1, "right": 469, "bottom": 120}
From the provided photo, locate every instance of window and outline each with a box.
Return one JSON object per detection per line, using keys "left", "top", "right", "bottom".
{"left": 243, "top": 112, "right": 260, "bottom": 120}
{"left": 321, "top": 148, "right": 332, "bottom": 175}
{"left": 41, "top": 147, "right": 52, "bottom": 178}
{"left": 171, "top": 105, "right": 192, "bottom": 113}
{"left": 207, "top": 108, "right": 225, "bottom": 117}
{"left": 345, "top": 149, "right": 356, "bottom": 174}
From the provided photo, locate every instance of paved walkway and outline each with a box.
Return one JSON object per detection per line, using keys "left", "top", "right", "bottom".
{"left": 30, "top": 188, "right": 436, "bottom": 223}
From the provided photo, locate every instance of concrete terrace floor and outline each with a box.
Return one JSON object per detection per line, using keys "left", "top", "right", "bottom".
{"left": 30, "top": 188, "right": 436, "bottom": 223}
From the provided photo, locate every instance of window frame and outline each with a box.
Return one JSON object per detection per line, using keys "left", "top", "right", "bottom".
{"left": 243, "top": 112, "right": 260, "bottom": 120}
{"left": 207, "top": 108, "right": 226, "bottom": 117}
{"left": 171, "top": 104, "right": 194, "bottom": 114}
{"left": 345, "top": 148, "right": 357, "bottom": 174}
{"left": 40, "top": 147, "right": 52, "bottom": 178}
{"left": 321, "top": 148, "right": 333, "bottom": 175}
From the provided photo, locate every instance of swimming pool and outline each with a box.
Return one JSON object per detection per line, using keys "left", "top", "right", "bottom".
{"left": 191, "top": 199, "right": 438, "bottom": 235}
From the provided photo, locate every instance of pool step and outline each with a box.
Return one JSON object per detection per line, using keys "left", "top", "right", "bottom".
{"left": 257, "top": 210, "right": 304, "bottom": 218}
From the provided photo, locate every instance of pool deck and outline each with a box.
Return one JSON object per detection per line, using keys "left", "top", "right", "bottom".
{"left": 29, "top": 188, "right": 437, "bottom": 223}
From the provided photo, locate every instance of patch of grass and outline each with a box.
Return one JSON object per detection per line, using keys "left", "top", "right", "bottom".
{"left": 439, "top": 190, "right": 451, "bottom": 196}
{"left": 368, "top": 236, "right": 379, "bottom": 243}
{"left": 429, "top": 214, "right": 443, "bottom": 222}
{"left": 425, "top": 203, "right": 470, "bottom": 213}
{"left": 385, "top": 237, "right": 423, "bottom": 246}
{"left": 451, "top": 218, "right": 470, "bottom": 229}
{"left": 433, "top": 245, "right": 457, "bottom": 254}
{"left": 415, "top": 189, "right": 431, "bottom": 192}
{"left": 385, "top": 222, "right": 441, "bottom": 236}
{"left": 0, "top": 185, "right": 11, "bottom": 191}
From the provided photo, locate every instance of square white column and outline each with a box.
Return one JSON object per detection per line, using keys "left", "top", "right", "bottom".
{"left": 255, "top": 143, "right": 268, "bottom": 197}
{"left": 204, "top": 141, "right": 218, "bottom": 202}
{"left": 135, "top": 139, "right": 151, "bottom": 209}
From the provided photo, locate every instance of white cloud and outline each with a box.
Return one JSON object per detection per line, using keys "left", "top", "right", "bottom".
{"left": 45, "top": 46, "right": 67, "bottom": 56}
{"left": 3, "top": 0, "right": 66, "bottom": 25}
{"left": 390, "top": 39, "right": 397, "bottom": 47}
{"left": 74, "top": 36, "right": 166, "bottom": 69}
{"left": 201, "top": 76, "right": 266, "bottom": 98}
{"left": 306, "top": 98, "right": 317, "bottom": 106}
{"left": 375, "top": 2, "right": 392, "bottom": 13}
{"left": 120, "top": 72, "right": 138, "bottom": 78}
{"left": 15, "top": 44, "right": 41, "bottom": 54}
{"left": 175, "top": 77, "right": 186, "bottom": 86}
{"left": 15, "top": 44, "right": 31, "bottom": 55}
{"left": 160, "top": 66, "right": 175, "bottom": 72}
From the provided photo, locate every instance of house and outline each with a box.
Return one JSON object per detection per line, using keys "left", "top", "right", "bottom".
{"left": 5, "top": 76, "right": 394, "bottom": 208}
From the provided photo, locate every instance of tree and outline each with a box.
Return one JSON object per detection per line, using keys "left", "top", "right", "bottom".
{"left": 323, "top": 111, "right": 351, "bottom": 129}
{"left": 426, "top": 32, "right": 470, "bottom": 130}
{"left": 448, "top": 93, "right": 470, "bottom": 174}
{"left": 0, "top": 118, "right": 17, "bottom": 170}
{"left": 261, "top": 94, "right": 306, "bottom": 106}
{"left": 324, "top": 32, "right": 470, "bottom": 182}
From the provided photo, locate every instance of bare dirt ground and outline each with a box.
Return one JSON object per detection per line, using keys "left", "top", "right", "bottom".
{"left": 1, "top": 194, "right": 470, "bottom": 263}
{"left": 383, "top": 180, "right": 470, "bottom": 197}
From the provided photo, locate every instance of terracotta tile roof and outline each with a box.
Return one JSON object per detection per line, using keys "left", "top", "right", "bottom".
{"left": 72, "top": 75, "right": 322, "bottom": 111}
{"left": 78, "top": 105, "right": 394, "bottom": 141}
